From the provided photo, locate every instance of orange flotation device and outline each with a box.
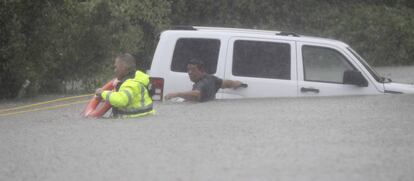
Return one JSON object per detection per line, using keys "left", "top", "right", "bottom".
{"left": 82, "top": 79, "right": 115, "bottom": 118}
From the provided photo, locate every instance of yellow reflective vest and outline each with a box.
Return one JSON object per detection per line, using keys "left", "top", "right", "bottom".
{"left": 101, "top": 70, "right": 154, "bottom": 118}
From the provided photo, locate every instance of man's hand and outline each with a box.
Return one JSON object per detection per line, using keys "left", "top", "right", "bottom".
{"left": 232, "top": 80, "right": 243, "bottom": 89}
{"left": 222, "top": 80, "right": 248, "bottom": 89}
{"left": 238, "top": 83, "right": 248, "bottom": 88}
{"left": 112, "top": 79, "right": 120, "bottom": 87}
{"left": 95, "top": 88, "right": 103, "bottom": 98}
{"left": 164, "top": 91, "right": 201, "bottom": 102}
{"left": 164, "top": 93, "right": 178, "bottom": 100}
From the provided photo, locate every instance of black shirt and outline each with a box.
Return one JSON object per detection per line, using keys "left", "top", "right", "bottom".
{"left": 192, "top": 74, "right": 223, "bottom": 102}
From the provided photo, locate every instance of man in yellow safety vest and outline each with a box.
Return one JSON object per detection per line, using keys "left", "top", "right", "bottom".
{"left": 95, "top": 53, "right": 154, "bottom": 118}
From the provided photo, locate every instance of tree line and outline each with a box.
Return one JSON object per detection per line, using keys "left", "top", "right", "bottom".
{"left": 1, "top": 0, "right": 414, "bottom": 99}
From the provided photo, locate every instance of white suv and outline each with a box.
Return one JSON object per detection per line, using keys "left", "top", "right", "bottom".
{"left": 148, "top": 26, "right": 414, "bottom": 100}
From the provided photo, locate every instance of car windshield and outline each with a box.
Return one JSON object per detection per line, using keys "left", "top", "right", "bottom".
{"left": 347, "top": 47, "right": 390, "bottom": 83}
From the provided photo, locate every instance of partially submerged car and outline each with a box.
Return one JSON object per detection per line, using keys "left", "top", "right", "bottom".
{"left": 148, "top": 26, "right": 414, "bottom": 100}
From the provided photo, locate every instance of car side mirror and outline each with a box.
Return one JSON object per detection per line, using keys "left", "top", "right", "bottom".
{"left": 343, "top": 70, "right": 368, "bottom": 87}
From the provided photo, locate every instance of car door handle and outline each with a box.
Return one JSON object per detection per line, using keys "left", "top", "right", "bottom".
{"left": 239, "top": 83, "right": 248, "bottom": 88}
{"left": 301, "top": 87, "right": 320, "bottom": 93}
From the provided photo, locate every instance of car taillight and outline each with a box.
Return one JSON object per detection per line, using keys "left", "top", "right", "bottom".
{"left": 149, "top": 77, "right": 164, "bottom": 101}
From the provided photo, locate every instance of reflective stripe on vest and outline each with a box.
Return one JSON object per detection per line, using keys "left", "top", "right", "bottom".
{"left": 105, "top": 92, "right": 112, "bottom": 102}
{"left": 105, "top": 90, "right": 132, "bottom": 105}
{"left": 116, "top": 82, "right": 152, "bottom": 115}
{"left": 123, "top": 90, "right": 132, "bottom": 105}
{"left": 115, "top": 103, "right": 153, "bottom": 115}
{"left": 139, "top": 83, "right": 145, "bottom": 107}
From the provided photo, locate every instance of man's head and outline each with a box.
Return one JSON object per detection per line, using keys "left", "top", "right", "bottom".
{"left": 114, "top": 53, "right": 136, "bottom": 79}
{"left": 187, "top": 58, "right": 205, "bottom": 82}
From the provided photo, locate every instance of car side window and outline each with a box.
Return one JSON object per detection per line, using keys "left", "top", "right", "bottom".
{"left": 232, "top": 40, "right": 291, "bottom": 80}
{"left": 171, "top": 38, "right": 220, "bottom": 74}
{"left": 302, "top": 45, "right": 355, "bottom": 83}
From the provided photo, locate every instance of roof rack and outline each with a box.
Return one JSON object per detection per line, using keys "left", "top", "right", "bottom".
{"left": 170, "top": 25, "right": 196, "bottom": 30}
{"left": 276, "top": 31, "right": 299, "bottom": 37}
{"left": 169, "top": 26, "right": 301, "bottom": 37}
{"left": 193, "top": 26, "right": 280, "bottom": 35}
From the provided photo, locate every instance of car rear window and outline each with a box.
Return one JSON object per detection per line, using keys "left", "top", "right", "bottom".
{"left": 171, "top": 38, "right": 220, "bottom": 74}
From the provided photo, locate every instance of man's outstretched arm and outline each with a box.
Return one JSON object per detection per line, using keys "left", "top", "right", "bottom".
{"left": 221, "top": 80, "right": 245, "bottom": 89}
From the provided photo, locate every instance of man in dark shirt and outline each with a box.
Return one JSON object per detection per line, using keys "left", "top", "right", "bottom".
{"left": 165, "top": 59, "right": 247, "bottom": 102}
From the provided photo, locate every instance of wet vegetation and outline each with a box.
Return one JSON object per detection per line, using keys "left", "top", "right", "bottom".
{"left": 1, "top": 0, "right": 414, "bottom": 98}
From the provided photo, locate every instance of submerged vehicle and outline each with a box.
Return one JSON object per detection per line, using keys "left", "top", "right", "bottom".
{"left": 148, "top": 26, "right": 414, "bottom": 100}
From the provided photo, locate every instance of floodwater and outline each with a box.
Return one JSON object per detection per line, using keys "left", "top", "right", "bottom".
{"left": 0, "top": 66, "right": 414, "bottom": 181}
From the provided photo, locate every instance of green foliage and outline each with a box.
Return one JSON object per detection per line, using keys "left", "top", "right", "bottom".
{"left": 0, "top": 0, "right": 171, "bottom": 98}
{"left": 331, "top": 5, "right": 414, "bottom": 66}
{"left": 170, "top": 0, "right": 414, "bottom": 67}
{"left": 1, "top": 0, "right": 413, "bottom": 99}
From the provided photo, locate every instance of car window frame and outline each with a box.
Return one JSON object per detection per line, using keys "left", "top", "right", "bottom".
{"left": 302, "top": 45, "right": 358, "bottom": 84}
{"left": 170, "top": 37, "right": 221, "bottom": 74}
{"left": 231, "top": 39, "right": 292, "bottom": 80}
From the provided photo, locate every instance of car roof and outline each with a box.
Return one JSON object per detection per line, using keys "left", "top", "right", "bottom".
{"left": 165, "top": 26, "right": 349, "bottom": 47}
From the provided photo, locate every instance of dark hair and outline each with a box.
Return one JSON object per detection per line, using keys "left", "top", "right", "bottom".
{"left": 187, "top": 58, "right": 205, "bottom": 71}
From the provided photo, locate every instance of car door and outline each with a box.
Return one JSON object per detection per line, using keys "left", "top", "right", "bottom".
{"left": 220, "top": 37, "right": 297, "bottom": 98}
{"left": 297, "top": 42, "right": 380, "bottom": 96}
